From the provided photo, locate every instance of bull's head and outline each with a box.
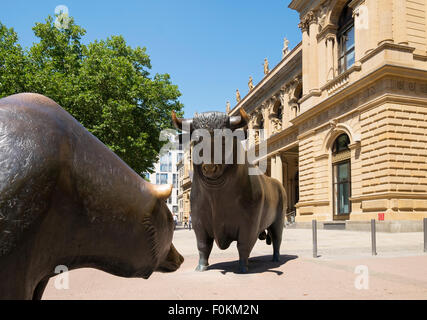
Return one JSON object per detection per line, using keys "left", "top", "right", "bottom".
{"left": 131, "top": 183, "right": 184, "bottom": 278}
{"left": 172, "top": 109, "right": 249, "bottom": 181}
{"left": 85, "top": 182, "right": 184, "bottom": 280}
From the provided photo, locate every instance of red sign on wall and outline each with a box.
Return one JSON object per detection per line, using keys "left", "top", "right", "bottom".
{"left": 378, "top": 213, "right": 385, "bottom": 221}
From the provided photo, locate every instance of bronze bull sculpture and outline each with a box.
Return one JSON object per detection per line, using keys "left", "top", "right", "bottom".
{"left": 172, "top": 109, "right": 286, "bottom": 273}
{"left": 0, "top": 93, "right": 183, "bottom": 300}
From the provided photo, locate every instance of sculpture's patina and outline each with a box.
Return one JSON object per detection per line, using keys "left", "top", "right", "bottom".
{"left": 0, "top": 93, "right": 183, "bottom": 300}
{"left": 172, "top": 109, "right": 287, "bottom": 273}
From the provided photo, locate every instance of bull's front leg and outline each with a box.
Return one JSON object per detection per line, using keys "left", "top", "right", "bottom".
{"left": 194, "top": 227, "right": 213, "bottom": 272}
{"left": 237, "top": 238, "right": 256, "bottom": 273}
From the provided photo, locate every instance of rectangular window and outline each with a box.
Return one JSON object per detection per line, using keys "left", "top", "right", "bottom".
{"left": 160, "top": 153, "right": 168, "bottom": 172}
{"left": 160, "top": 173, "right": 168, "bottom": 185}
{"left": 173, "top": 174, "right": 178, "bottom": 188}
{"left": 333, "top": 160, "right": 351, "bottom": 215}
{"left": 338, "top": 25, "right": 355, "bottom": 74}
{"left": 160, "top": 153, "right": 172, "bottom": 172}
{"left": 177, "top": 152, "right": 183, "bottom": 163}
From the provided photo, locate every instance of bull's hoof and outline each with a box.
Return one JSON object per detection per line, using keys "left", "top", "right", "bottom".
{"left": 238, "top": 261, "right": 248, "bottom": 273}
{"left": 195, "top": 264, "right": 208, "bottom": 272}
{"left": 272, "top": 252, "right": 280, "bottom": 262}
{"left": 238, "top": 265, "right": 248, "bottom": 274}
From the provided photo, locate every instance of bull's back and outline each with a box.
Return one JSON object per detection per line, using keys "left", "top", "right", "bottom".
{"left": 0, "top": 93, "right": 152, "bottom": 233}
{"left": 0, "top": 93, "right": 67, "bottom": 256}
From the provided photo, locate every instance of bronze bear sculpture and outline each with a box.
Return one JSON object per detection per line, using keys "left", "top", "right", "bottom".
{"left": 172, "top": 109, "right": 287, "bottom": 273}
{"left": 0, "top": 93, "right": 183, "bottom": 300}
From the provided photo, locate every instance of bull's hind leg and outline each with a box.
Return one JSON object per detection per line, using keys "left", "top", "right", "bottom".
{"left": 268, "top": 215, "right": 285, "bottom": 262}
{"left": 194, "top": 228, "right": 213, "bottom": 272}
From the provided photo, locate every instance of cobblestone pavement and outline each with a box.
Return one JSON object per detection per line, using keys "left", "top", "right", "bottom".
{"left": 43, "top": 227, "right": 427, "bottom": 300}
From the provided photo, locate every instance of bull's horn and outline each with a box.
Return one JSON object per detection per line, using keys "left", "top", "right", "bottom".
{"left": 150, "top": 183, "right": 172, "bottom": 200}
{"left": 172, "top": 111, "right": 193, "bottom": 132}
{"left": 230, "top": 108, "right": 249, "bottom": 129}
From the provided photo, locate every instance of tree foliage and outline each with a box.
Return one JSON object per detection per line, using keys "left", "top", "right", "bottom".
{"left": 0, "top": 16, "right": 183, "bottom": 174}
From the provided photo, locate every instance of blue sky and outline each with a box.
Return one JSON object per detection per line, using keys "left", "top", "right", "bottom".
{"left": 0, "top": 0, "right": 301, "bottom": 117}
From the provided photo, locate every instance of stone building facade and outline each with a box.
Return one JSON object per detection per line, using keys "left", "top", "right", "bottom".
{"left": 229, "top": 0, "right": 427, "bottom": 223}
{"left": 177, "top": 146, "right": 192, "bottom": 223}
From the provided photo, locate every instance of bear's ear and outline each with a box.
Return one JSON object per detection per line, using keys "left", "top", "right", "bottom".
{"left": 149, "top": 183, "right": 172, "bottom": 200}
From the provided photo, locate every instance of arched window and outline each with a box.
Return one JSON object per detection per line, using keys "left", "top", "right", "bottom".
{"left": 277, "top": 105, "right": 283, "bottom": 122}
{"left": 332, "top": 133, "right": 351, "bottom": 218}
{"left": 332, "top": 133, "right": 350, "bottom": 154}
{"left": 337, "top": 2, "right": 355, "bottom": 74}
{"left": 259, "top": 118, "right": 264, "bottom": 130}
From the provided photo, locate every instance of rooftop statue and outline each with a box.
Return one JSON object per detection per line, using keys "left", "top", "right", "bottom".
{"left": 264, "top": 58, "right": 270, "bottom": 75}
{"left": 236, "top": 89, "right": 241, "bottom": 103}
{"left": 248, "top": 76, "right": 254, "bottom": 91}
{"left": 282, "top": 37, "right": 290, "bottom": 58}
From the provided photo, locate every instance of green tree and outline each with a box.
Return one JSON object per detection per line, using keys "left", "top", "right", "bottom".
{"left": 0, "top": 16, "right": 183, "bottom": 175}
{"left": 0, "top": 23, "right": 29, "bottom": 96}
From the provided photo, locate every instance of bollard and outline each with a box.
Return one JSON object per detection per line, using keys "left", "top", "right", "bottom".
{"left": 312, "top": 220, "right": 318, "bottom": 258}
{"left": 371, "top": 219, "right": 377, "bottom": 256}
{"left": 424, "top": 218, "right": 427, "bottom": 253}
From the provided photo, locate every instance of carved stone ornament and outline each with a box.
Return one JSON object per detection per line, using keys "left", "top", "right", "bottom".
{"left": 271, "top": 118, "right": 282, "bottom": 134}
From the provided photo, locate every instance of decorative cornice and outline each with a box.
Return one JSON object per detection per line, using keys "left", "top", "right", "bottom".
{"left": 298, "top": 89, "right": 321, "bottom": 104}
{"left": 360, "top": 42, "right": 416, "bottom": 64}
{"left": 350, "top": 192, "right": 427, "bottom": 202}
{"left": 290, "top": 64, "right": 427, "bottom": 129}
{"left": 317, "top": 24, "right": 338, "bottom": 41}
{"left": 314, "top": 154, "right": 329, "bottom": 161}
{"left": 298, "top": 10, "right": 317, "bottom": 31}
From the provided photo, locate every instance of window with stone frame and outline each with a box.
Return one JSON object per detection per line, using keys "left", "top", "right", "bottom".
{"left": 337, "top": 2, "right": 355, "bottom": 74}
{"left": 332, "top": 133, "right": 351, "bottom": 217}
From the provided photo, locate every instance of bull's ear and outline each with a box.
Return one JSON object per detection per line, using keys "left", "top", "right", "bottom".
{"left": 150, "top": 184, "right": 172, "bottom": 200}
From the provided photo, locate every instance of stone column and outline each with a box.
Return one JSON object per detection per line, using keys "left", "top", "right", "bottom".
{"left": 247, "top": 117, "right": 254, "bottom": 148}
{"left": 275, "top": 154, "right": 283, "bottom": 184}
{"left": 378, "top": 0, "right": 393, "bottom": 45}
{"left": 262, "top": 101, "right": 272, "bottom": 139}
{"left": 393, "top": 0, "right": 408, "bottom": 45}
{"left": 364, "top": 0, "right": 378, "bottom": 54}
{"left": 281, "top": 156, "right": 290, "bottom": 211}
{"left": 280, "top": 87, "right": 291, "bottom": 129}
{"left": 350, "top": 0, "right": 367, "bottom": 62}
{"left": 308, "top": 11, "right": 319, "bottom": 91}
{"left": 326, "top": 35, "right": 335, "bottom": 81}
{"left": 270, "top": 155, "right": 276, "bottom": 179}
{"left": 318, "top": 37, "right": 327, "bottom": 88}
{"left": 299, "top": 20, "right": 309, "bottom": 95}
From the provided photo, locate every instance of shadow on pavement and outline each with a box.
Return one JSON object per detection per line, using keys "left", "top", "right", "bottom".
{"left": 207, "top": 254, "right": 298, "bottom": 275}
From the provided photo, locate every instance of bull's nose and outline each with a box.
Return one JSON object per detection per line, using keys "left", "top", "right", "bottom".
{"left": 202, "top": 164, "right": 218, "bottom": 175}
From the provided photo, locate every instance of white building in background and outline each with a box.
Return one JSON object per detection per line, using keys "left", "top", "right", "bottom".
{"left": 146, "top": 144, "right": 183, "bottom": 216}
